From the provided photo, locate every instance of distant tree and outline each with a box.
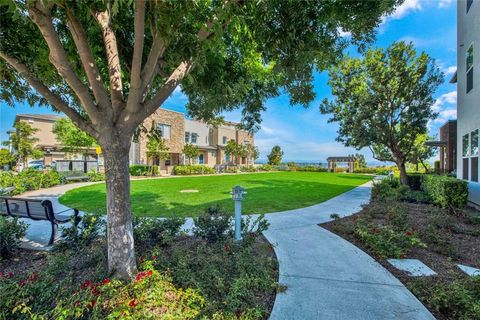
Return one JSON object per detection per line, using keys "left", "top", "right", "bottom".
{"left": 3, "top": 122, "right": 44, "bottom": 169}
{"left": 225, "top": 140, "right": 240, "bottom": 164}
{"left": 0, "top": 149, "right": 16, "bottom": 168}
{"left": 267, "top": 145, "right": 284, "bottom": 165}
{"left": 408, "top": 134, "right": 437, "bottom": 172}
{"left": 53, "top": 118, "right": 97, "bottom": 158}
{"left": 183, "top": 144, "right": 200, "bottom": 165}
{"left": 145, "top": 123, "right": 169, "bottom": 175}
{"left": 349, "top": 153, "right": 367, "bottom": 168}
{"left": 321, "top": 42, "right": 443, "bottom": 185}
{"left": 247, "top": 145, "right": 260, "bottom": 164}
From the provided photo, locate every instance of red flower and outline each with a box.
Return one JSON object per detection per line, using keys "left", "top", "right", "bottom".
{"left": 7, "top": 272, "right": 13, "bottom": 278}
{"left": 101, "top": 278, "right": 111, "bottom": 285}
{"left": 405, "top": 231, "right": 414, "bottom": 237}
{"left": 88, "top": 300, "right": 96, "bottom": 308}
{"left": 81, "top": 280, "right": 92, "bottom": 289}
{"left": 91, "top": 285, "right": 100, "bottom": 296}
{"left": 152, "top": 256, "right": 158, "bottom": 260}
{"left": 147, "top": 270, "right": 153, "bottom": 277}
{"left": 129, "top": 299, "right": 137, "bottom": 307}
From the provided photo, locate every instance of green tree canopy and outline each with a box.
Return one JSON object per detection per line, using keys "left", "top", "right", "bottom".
{"left": 145, "top": 122, "right": 169, "bottom": 173}
{"left": 3, "top": 121, "right": 44, "bottom": 168}
{"left": 321, "top": 41, "right": 443, "bottom": 184}
{"left": 0, "top": 149, "right": 16, "bottom": 167}
{"left": 267, "top": 145, "right": 283, "bottom": 165}
{"left": 53, "top": 118, "right": 97, "bottom": 156}
{"left": 407, "top": 134, "right": 437, "bottom": 172}
{"left": 0, "top": 0, "right": 401, "bottom": 279}
{"left": 349, "top": 153, "right": 367, "bottom": 168}
{"left": 182, "top": 143, "right": 200, "bottom": 165}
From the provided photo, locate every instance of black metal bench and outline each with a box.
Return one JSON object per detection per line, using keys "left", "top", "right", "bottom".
{"left": 0, "top": 197, "right": 80, "bottom": 246}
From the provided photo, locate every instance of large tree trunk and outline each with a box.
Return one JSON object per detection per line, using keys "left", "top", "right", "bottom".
{"left": 397, "top": 161, "right": 409, "bottom": 186}
{"left": 102, "top": 137, "right": 137, "bottom": 280}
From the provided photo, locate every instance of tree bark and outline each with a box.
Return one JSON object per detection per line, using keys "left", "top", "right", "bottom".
{"left": 397, "top": 161, "right": 409, "bottom": 186}
{"left": 102, "top": 137, "right": 137, "bottom": 279}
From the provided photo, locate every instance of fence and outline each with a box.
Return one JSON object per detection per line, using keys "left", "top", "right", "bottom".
{"left": 55, "top": 160, "right": 98, "bottom": 173}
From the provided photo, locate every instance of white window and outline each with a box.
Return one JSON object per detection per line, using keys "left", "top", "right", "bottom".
{"left": 466, "top": 43, "right": 474, "bottom": 93}
{"left": 185, "top": 132, "right": 190, "bottom": 143}
{"left": 223, "top": 136, "right": 228, "bottom": 144}
{"left": 191, "top": 133, "right": 198, "bottom": 144}
{"left": 157, "top": 124, "right": 171, "bottom": 139}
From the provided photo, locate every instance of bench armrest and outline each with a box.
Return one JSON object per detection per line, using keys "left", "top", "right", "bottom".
{"left": 54, "top": 208, "right": 80, "bottom": 224}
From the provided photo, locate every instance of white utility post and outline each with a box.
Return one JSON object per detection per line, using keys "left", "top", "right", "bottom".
{"left": 231, "top": 185, "right": 246, "bottom": 242}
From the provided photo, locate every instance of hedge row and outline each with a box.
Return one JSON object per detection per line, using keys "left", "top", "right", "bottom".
{"left": 173, "top": 165, "right": 216, "bottom": 175}
{"left": 128, "top": 165, "right": 159, "bottom": 176}
{"left": 422, "top": 175, "right": 468, "bottom": 210}
{"left": 0, "top": 169, "right": 61, "bottom": 195}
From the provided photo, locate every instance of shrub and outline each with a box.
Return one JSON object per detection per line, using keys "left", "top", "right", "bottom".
{"left": 86, "top": 169, "right": 105, "bottom": 182}
{"left": 258, "top": 164, "right": 273, "bottom": 171}
{"left": 129, "top": 164, "right": 159, "bottom": 176}
{"left": 409, "top": 276, "right": 480, "bottom": 320}
{"left": 240, "top": 166, "right": 257, "bottom": 173}
{"left": 295, "top": 166, "right": 328, "bottom": 172}
{"left": 0, "top": 216, "right": 27, "bottom": 258}
{"left": 371, "top": 178, "right": 400, "bottom": 200}
{"left": 0, "top": 171, "right": 16, "bottom": 189}
{"left": 406, "top": 173, "right": 423, "bottom": 191}
{"left": 354, "top": 167, "right": 392, "bottom": 175}
{"left": 193, "top": 206, "right": 232, "bottom": 242}
{"left": 133, "top": 217, "right": 186, "bottom": 247}
{"left": 173, "top": 165, "right": 215, "bottom": 175}
{"left": 0, "top": 169, "right": 62, "bottom": 195}
{"left": 422, "top": 175, "right": 468, "bottom": 211}
{"left": 354, "top": 221, "right": 426, "bottom": 258}
{"left": 56, "top": 213, "right": 105, "bottom": 251}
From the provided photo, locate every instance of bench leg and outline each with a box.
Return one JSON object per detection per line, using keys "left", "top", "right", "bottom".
{"left": 49, "top": 222, "right": 57, "bottom": 246}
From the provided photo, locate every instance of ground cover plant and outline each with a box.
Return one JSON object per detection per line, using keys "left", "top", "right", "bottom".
{"left": 60, "top": 172, "right": 372, "bottom": 217}
{"left": 0, "top": 208, "right": 278, "bottom": 319}
{"left": 322, "top": 176, "right": 480, "bottom": 319}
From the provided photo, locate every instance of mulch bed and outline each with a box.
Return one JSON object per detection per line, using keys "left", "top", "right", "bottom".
{"left": 321, "top": 201, "right": 480, "bottom": 320}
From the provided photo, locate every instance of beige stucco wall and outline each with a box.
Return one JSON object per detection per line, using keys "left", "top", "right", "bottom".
{"left": 18, "top": 117, "right": 60, "bottom": 147}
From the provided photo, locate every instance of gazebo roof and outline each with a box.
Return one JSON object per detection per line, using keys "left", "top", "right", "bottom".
{"left": 327, "top": 156, "right": 356, "bottom": 162}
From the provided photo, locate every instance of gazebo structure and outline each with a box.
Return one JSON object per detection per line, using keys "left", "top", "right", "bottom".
{"left": 327, "top": 156, "right": 356, "bottom": 173}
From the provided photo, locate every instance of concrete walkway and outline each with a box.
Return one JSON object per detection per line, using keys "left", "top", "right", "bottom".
{"left": 16, "top": 180, "right": 434, "bottom": 319}
{"left": 263, "top": 182, "right": 434, "bottom": 319}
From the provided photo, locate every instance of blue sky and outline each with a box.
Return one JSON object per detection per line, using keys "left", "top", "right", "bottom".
{"left": 0, "top": 0, "right": 458, "bottom": 163}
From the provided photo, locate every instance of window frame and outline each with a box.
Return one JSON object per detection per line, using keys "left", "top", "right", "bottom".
{"left": 467, "top": 0, "right": 473, "bottom": 13}
{"left": 191, "top": 133, "right": 198, "bottom": 144}
{"left": 185, "top": 132, "right": 190, "bottom": 143}
{"left": 466, "top": 43, "right": 474, "bottom": 94}
{"left": 157, "top": 124, "right": 171, "bottom": 139}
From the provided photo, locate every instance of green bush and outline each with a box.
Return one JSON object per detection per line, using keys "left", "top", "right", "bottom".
{"left": 86, "top": 169, "right": 105, "bottom": 182}
{"left": 409, "top": 276, "right": 480, "bottom": 320}
{"left": 295, "top": 166, "right": 328, "bottom": 172}
{"left": 258, "top": 164, "right": 273, "bottom": 171}
{"left": 133, "top": 217, "right": 186, "bottom": 248}
{"left": 354, "top": 167, "right": 392, "bottom": 175}
{"left": 422, "top": 175, "right": 468, "bottom": 211}
{"left": 0, "top": 216, "right": 27, "bottom": 258}
{"left": 173, "top": 165, "right": 215, "bottom": 175}
{"left": 354, "top": 221, "right": 426, "bottom": 258}
{"left": 0, "top": 171, "right": 16, "bottom": 189}
{"left": 240, "top": 166, "right": 257, "bottom": 172}
{"left": 406, "top": 173, "right": 423, "bottom": 191}
{"left": 56, "top": 213, "right": 105, "bottom": 251}
{"left": 129, "top": 164, "right": 159, "bottom": 176}
{"left": 371, "top": 178, "right": 400, "bottom": 200}
{"left": 193, "top": 206, "right": 232, "bottom": 242}
{"left": 0, "top": 169, "right": 62, "bottom": 195}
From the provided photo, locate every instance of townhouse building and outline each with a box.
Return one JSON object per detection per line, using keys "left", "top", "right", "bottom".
{"left": 453, "top": 0, "right": 480, "bottom": 205}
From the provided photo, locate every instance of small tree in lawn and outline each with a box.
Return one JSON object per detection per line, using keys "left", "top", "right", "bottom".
{"left": 0, "top": 149, "right": 17, "bottom": 168}
{"left": 267, "top": 145, "right": 283, "bottom": 165}
{"left": 349, "top": 153, "right": 367, "bottom": 169}
{"left": 53, "top": 118, "right": 97, "bottom": 159}
{"left": 247, "top": 145, "right": 260, "bottom": 165}
{"left": 145, "top": 124, "right": 169, "bottom": 175}
{"left": 183, "top": 144, "right": 199, "bottom": 165}
{"left": 408, "top": 134, "right": 437, "bottom": 173}
{"left": 225, "top": 140, "right": 240, "bottom": 164}
{"left": 3, "top": 122, "right": 44, "bottom": 169}
{"left": 321, "top": 42, "right": 443, "bottom": 185}
{"left": 0, "top": 0, "right": 401, "bottom": 279}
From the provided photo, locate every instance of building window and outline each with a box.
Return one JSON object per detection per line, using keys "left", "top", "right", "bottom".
{"left": 157, "top": 124, "right": 171, "bottom": 139}
{"left": 472, "top": 157, "right": 479, "bottom": 182}
{"left": 471, "top": 130, "right": 479, "bottom": 156}
{"left": 222, "top": 136, "right": 228, "bottom": 144}
{"left": 463, "top": 134, "right": 470, "bottom": 157}
{"left": 199, "top": 154, "right": 204, "bottom": 164}
{"left": 185, "top": 132, "right": 190, "bottom": 143}
{"left": 467, "top": 0, "right": 473, "bottom": 13}
{"left": 244, "top": 140, "right": 250, "bottom": 145}
{"left": 463, "top": 159, "right": 469, "bottom": 180}
{"left": 191, "top": 133, "right": 198, "bottom": 144}
{"left": 466, "top": 43, "right": 474, "bottom": 93}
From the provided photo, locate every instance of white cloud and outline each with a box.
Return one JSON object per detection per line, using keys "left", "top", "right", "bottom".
{"left": 438, "top": 0, "right": 453, "bottom": 8}
{"left": 441, "top": 65, "right": 457, "bottom": 76}
{"left": 383, "top": 0, "right": 422, "bottom": 23}
{"left": 431, "top": 108, "right": 457, "bottom": 125}
{"left": 432, "top": 91, "right": 457, "bottom": 112}
{"left": 337, "top": 27, "right": 351, "bottom": 38}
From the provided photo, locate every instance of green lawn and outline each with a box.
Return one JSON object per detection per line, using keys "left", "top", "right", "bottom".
{"left": 59, "top": 172, "right": 371, "bottom": 217}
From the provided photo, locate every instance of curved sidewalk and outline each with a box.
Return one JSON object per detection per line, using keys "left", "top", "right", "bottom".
{"left": 264, "top": 182, "right": 434, "bottom": 320}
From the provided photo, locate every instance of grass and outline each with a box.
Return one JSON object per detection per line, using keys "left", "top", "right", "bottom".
{"left": 59, "top": 172, "right": 372, "bottom": 217}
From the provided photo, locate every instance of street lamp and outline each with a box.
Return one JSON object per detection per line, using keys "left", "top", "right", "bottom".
{"left": 231, "top": 185, "right": 246, "bottom": 242}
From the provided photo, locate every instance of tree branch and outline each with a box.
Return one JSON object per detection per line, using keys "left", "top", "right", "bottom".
{"left": 0, "top": 52, "right": 98, "bottom": 138}
{"left": 27, "top": 1, "right": 102, "bottom": 125}
{"left": 94, "top": 8, "right": 124, "bottom": 111}
{"left": 65, "top": 8, "right": 111, "bottom": 111}
{"left": 139, "top": 33, "right": 166, "bottom": 100}
{"left": 127, "top": 0, "right": 147, "bottom": 113}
